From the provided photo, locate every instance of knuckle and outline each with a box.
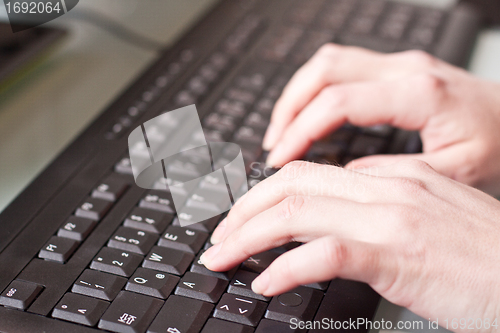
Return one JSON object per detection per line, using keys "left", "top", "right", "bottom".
{"left": 277, "top": 195, "right": 306, "bottom": 221}
{"left": 404, "top": 50, "right": 438, "bottom": 68}
{"left": 279, "top": 160, "right": 313, "bottom": 181}
{"left": 414, "top": 73, "right": 447, "bottom": 97}
{"left": 395, "top": 159, "right": 435, "bottom": 176}
{"left": 321, "top": 237, "right": 347, "bottom": 271}
{"left": 391, "top": 176, "right": 428, "bottom": 197}
{"left": 322, "top": 86, "right": 349, "bottom": 109}
{"left": 316, "top": 43, "right": 342, "bottom": 58}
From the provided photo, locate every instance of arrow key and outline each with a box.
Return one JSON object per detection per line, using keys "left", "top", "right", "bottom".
{"left": 214, "top": 293, "right": 267, "bottom": 326}
{"left": 52, "top": 293, "right": 109, "bottom": 326}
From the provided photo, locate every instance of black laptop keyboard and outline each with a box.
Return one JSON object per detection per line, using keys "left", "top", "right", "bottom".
{"left": 0, "top": 0, "right": 481, "bottom": 332}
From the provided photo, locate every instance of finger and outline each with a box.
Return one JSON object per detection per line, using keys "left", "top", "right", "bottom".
{"left": 212, "top": 161, "right": 383, "bottom": 245}
{"left": 266, "top": 73, "right": 446, "bottom": 166}
{"left": 202, "top": 196, "right": 389, "bottom": 272}
{"left": 346, "top": 144, "right": 472, "bottom": 182}
{"left": 263, "top": 47, "right": 444, "bottom": 150}
{"left": 251, "top": 236, "right": 392, "bottom": 296}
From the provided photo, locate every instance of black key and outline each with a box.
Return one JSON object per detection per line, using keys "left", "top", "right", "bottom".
{"left": 241, "top": 251, "right": 280, "bottom": 273}
{"left": 234, "top": 126, "right": 265, "bottom": 145}
{"left": 244, "top": 112, "right": 269, "bottom": 130}
{"left": 225, "top": 88, "right": 256, "bottom": 104}
{"left": 265, "top": 286, "right": 323, "bottom": 323}
{"left": 75, "top": 197, "right": 112, "bottom": 221}
{"left": 0, "top": 280, "right": 43, "bottom": 310}
{"left": 115, "top": 157, "right": 133, "bottom": 175}
{"left": 92, "top": 176, "right": 128, "bottom": 202}
{"left": 228, "top": 270, "right": 271, "bottom": 301}
{"left": 186, "top": 188, "right": 231, "bottom": 213}
{"left": 57, "top": 216, "right": 96, "bottom": 241}
{"left": 124, "top": 207, "right": 173, "bottom": 234}
{"left": 256, "top": 318, "right": 306, "bottom": 333}
{"left": 304, "top": 281, "right": 329, "bottom": 291}
{"left": 126, "top": 268, "right": 179, "bottom": 299}
{"left": 72, "top": 269, "right": 127, "bottom": 301}
{"left": 38, "top": 236, "right": 79, "bottom": 263}
{"left": 305, "top": 142, "right": 344, "bottom": 164}
{"left": 143, "top": 246, "right": 194, "bottom": 275}
{"left": 108, "top": 227, "right": 158, "bottom": 255}
{"left": 158, "top": 226, "right": 208, "bottom": 254}
{"left": 175, "top": 272, "right": 227, "bottom": 303}
{"left": 201, "top": 318, "right": 253, "bottom": 333}
{"left": 361, "top": 124, "right": 394, "bottom": 138}
{"left": 349, "top": 135, "right": 387, "bottom": 156}
{"left": 173, "top": 211, "right": 220, "bottom": 233}
{"left": 98, "top": 291, "right": 163, "bottom": 333}
{"left": 52, "top": 293, "right": 109, "bottom": 326}
{"left": 310, "top": 279, "right": 380, "bottom": 333}
{"left": 215, "top": 99, "right": 247, "bottom": 117}
{"left": 147, "top": 295, "right": 213, "bottom": 333}
{"left": 214, "top": 293, "right": 267, "bottom": 326}
{"left": 90, "top": 248, "right": 143, "bottom": 277}
{"left": 139, "top": 190, "right": 176, "bottom": 213}
{"left": 190, "top": 250, "right": 237, "bottom": 280}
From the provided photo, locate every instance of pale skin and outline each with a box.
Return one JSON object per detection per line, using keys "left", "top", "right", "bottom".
{"left": 200, "top": 44, "right": 500, "bottom": 332}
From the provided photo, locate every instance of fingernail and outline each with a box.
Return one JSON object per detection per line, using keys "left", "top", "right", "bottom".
{"left": 210, "top": 219, "right": 226, "bottom": 244}
{"left": 200, "top": 242, "right": 222, "bottom": 267}
{"left": 251, "top": 270, "right": 270, "bottom": 295}
{"left": 262, "top": 124, "right": 278, "bottom": 151}
{"left": 266, "top": 142, "right": 285, "bottom": 167}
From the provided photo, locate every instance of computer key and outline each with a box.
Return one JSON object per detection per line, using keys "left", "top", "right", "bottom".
{"left": 90, "top": 248, "right": 143, "bottom": 277}
{"left": 265, "top": 286, "right": 323, "bottom": 323}
{"left": 72, "top": 269, "right": 127, "bottom": 301}
{"left": 228, "top": 270, "right": 271, "bottom": 301}
{"left": 173, "top": 212, "right": 220, "bottom": 232}
{"left": 124, "top": 207, "right": 173, "bottom": 234}
{"left": 75, "top": 197, "right": 112, "bottom": 221}
{"left": 190, "top": 250, "right": 237, "bottom": 280}
{"left": 142, "top": 246, "right": 194, "bottom": 276}
{"left": 115, "top": 157, "right": 133, "bottom": 175}
{"left": 98, "top": 291, "right": 163, "bottom": 333}
{"left": 158, "top": 226, "right": 208, "bottom": 254}
{"left": 147, "top": 295, "right": 213, "bottom": 333}
{"left": 0, "top": 280, "right": 43, "bottom": 310}
{"left": 175, "top": 272, "right": 227, "bottom": 303}
{"left": 108, "top": 227, "right": 158, "bottom": 255}
{"left": 92, "top": 176, "right": 128, "bottom": 202}
{"left": 186, "top": 188, "right": 232, "bottom": 213}
{"left": 126, "top": 268, "right": 179, "bottom": 299}
{"left": 214, "top": 293, "right": 267, "bottom": 326}
{"left": 52, "top": 293, "right": 109, "bottom": 326}
{"left": 241, "top": 250, "right": 280, "bottom": 273}
{"left": 255, "top": 318, "right": 306, "bottom": 333}
{"left": 39, "top": 236, "right": 79, "bottom": 263}
{"left": 201, "top": 318, "right": 254, "bottom": 333}
{"left": 304, "top": 281, "right": 329, "bottom": 291}
{"left": 57, "top": 216, "right": 96, "bottom": 241}
{"left": 349, "top": 135, "right": 387, "bottom": 157}
{"left": 139, "top": 190, "right": 176, "bottom": 213}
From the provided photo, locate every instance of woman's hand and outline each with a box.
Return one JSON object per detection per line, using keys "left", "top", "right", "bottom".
{"left": 201, "top": 160, "right": 500, "bottom": 332}
{"left": 262, "top": 44, "right": 500, "bottom": 195}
